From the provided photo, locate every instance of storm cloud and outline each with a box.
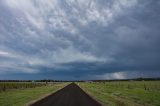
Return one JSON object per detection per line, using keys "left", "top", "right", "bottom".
{"left": 0, "top": 0, "right": 160, "bottom": 80}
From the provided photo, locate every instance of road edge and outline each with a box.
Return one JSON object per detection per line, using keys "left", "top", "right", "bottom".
{"left": 26, "top": 83, "right": 69, "bottom": 106}
{"left": 76, "top": 83, "right": 103, "bottom": 106}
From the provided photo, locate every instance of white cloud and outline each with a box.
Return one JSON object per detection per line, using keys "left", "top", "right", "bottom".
{"left": 0, "top": 51, "right": 10, "bottom": 56}
{"left": 51, "top": 47, "right": 105, "bottom": 63}
{"left": 0, "top": 50, "right": 41, "bottom": 74}
{"left": 95, "top": 70, "right": 160, "bottom": 80}
{"left": 3, "top": 0, "right": 138, "bottom": 30}
{"left": 4, "top": 0, "right": 45, "bottom": 29}
{"left": 96, "top": 71, "right": 127, "bottom": 79}
{"left": 0, "top": 46, "right": 105, "bottom": 74}
{"left": 119, "top": 0, "right": 137, "bottom": 7}
{"left": 0, "top": 50, "right": 18, "bottom": 58}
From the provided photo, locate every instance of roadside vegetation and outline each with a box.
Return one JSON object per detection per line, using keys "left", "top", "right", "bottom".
{"left": 79, "top": 81, "right": 160, "bottom": 106}
{"left": 0, "top": 82, "right": 46, "bottom": 92}
{"left": 0, "top": 82, "right": 67, "bottom": 106}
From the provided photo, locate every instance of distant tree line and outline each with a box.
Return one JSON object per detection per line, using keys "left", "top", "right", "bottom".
{"left": 91, "top": 77, "right": 160, "bottom": 82}
{"left": 0, "top": 77, "right": 159, "bottom": 82}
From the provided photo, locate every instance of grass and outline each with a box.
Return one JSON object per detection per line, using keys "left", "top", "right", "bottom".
{"left": 0, "top": 83, "right": 67, "bottom": 106}
{"left": 78, "top": 81, "right": 160, "bottom": 106}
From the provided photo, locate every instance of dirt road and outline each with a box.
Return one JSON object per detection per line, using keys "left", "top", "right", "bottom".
{"left": 30, "top": 83, "right": 102, "bottom": 106}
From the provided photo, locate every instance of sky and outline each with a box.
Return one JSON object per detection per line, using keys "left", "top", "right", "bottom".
{"left": 0, "top": 0, "right": 160, "bottom": 80}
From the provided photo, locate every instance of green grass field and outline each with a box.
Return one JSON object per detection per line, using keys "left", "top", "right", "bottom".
{"left": 79, "top": 81, "right": 160, "bottom": 106}
{"left": 0, "top": 81, "right": 159, "bottom": 106}
{"left": 0, "top": 83, "right": 67, "bottom": 106}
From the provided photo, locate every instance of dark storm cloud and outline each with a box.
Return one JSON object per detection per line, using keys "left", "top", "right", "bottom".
{"left": 0, "top": 0, "right": 160, "bottom": 80}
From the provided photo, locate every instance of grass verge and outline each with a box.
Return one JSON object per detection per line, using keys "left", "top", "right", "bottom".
{"left": 0, "top": 83, "right": 67, "bottom": 106}
{"left": 78, "top": 81, "right": 160, "bottom": 106}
